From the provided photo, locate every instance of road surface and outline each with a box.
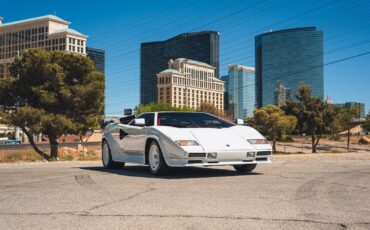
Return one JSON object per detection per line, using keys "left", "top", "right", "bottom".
{"left": 0, "top": 159, "right": 369, "bottom": 229}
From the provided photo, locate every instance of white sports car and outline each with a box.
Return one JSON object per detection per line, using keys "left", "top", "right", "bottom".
{"left": 102, "top": 112, "right": 272, "bottom": 175}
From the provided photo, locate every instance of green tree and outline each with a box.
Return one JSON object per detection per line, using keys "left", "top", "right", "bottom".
{"left": 339, "top": 105, "right": 362, "bottom": 150}
{"left": 197, "top": 101, "right": 220, "bottom": 116}
{"left": 197, "top": 101, "right": 233, "bottom": 120}
{"left": 0, "top": 49, "right": 104, "bottom": 160}
{"left": 135, "top": 103, "right": 194, "bottom": 114}
{"left": 284, "top": 84, "right": 340, "bottom": 153}
{"left": 248, "top": 105, "right": 297, "bottom": 153}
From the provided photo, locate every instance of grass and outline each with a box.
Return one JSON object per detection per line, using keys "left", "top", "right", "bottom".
{"left": 0, "top": 151, "right": 44, "bottom": 162}
{"left": 273, "top": 151, "right": 300, "bottom": 155}
{"left": 328, "top": 150, "right": 347, "bottom": 154}
{"left": 0, "top": 149, "right": 101, "bottom": 163}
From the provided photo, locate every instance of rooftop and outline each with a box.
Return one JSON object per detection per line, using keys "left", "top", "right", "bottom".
{"left": 49, "top": 28, "right": 87, "bottom": 38}
{"left": 256, "top": 27, "right": 318, "bottom": 37}
{"left": 0, "top": 15, "right": 70, "bottom": 27}
{"left": 229, "top": 64, "right": 255, "bottom": 72}
{"left": 176, "top": 58, "right": 215, "bottom": 68}
{"left": 141, "top": 31, "right": 219, "bottom": 45}
{"left": 159, "top": 69, "right": 182, "bottom": 74}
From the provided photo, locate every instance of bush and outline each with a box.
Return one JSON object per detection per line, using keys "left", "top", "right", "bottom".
{"left": 328, "top": 135, "right": 342, "bottom": 141}
{"left": 279, "top": 135, "right": 294, "bottom": 142}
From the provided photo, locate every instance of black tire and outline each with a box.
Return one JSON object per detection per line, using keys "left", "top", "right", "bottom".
{"left": 148, "top": 141, "right": 169, "bottom": 175}
{"left": 233, "top": 164, "right": 257, "bottom": 173}
{"left": 102, "top": 140, "right": 125, "bottom": 169}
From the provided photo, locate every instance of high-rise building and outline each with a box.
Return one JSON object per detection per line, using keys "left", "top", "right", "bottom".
{"left": 274, "top": 81, "right": 291, "bottom": 107}
{"left": 255, "top": 27, "right": 323, "bottom": 108}
{"left": 157, "top": 58, "right": 224, "bottom": 112}
{"left": 87, "top": 47, "right": 105, "bottom": 73}
{"left": 333, "top": 102, "right": 365, "bottom": 119}
{"left": 220, "top": 75, "right": 229, "bottom": 112}
{"left": 0, "top": 15, "right": 87, "bottom": 79}
{"left": 141, "top": 31, "right": 220, "bottom": 104}
{"left": 344, "top": 102, "right": 365, "bottom": 119}
{"left": 225, "top": 65, "right": 255, "bottom": 120}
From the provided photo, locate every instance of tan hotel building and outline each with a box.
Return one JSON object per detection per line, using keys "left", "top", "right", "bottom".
{"left": 157, "top": 58, "right": 224, "bottom": 111}
{"left": 0, "top": 15, "right": 87, "bottom": 78}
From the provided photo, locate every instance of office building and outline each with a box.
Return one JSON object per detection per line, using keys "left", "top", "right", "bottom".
{"left": 141, "top": 31, "right": 220, "bottom": 104}
{"left": 333, "top": 101, "right": 365, "bottom": 120}
{"left": 274, "top": 81, "right": 291, "bottom": 107}
{"left": 220, "top": 75, "right": 229, "bottom": 112}
{"left": 0, "top": 15, "right": 87, "bottom": 79}
{"left": 255, "top": 27, "right": 323, "bottom": 107}
{"left": 225, "top": 65, "right": 255, "bottom": 120}
{"left": 157, "top": 58, "right": 224, "bottom": 111}
{"left": 87, "top": 47, "right": 105, "bottom": 73}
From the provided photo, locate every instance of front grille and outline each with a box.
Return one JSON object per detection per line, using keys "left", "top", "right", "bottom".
{"left": 256, "top": 158, "right": 268, "bottom": 161}
{"left": 243, "top": 160, "right": 253, "bottom": 162}
{"left": 188, "top": 152, "right": 206, "bottom": 158}
{"left": 257, "top": 151, "right": 272, "bottom": 156}
{"left": 188, "top": 160, "right": 203, "bottom": 164}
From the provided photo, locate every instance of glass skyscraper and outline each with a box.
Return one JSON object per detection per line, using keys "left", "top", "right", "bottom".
{"left": 255, "top": 27, "right": 323, "bottom": 108}
{"left": 225, "top": 65, "right": 256, "bottom": 120}
{"left": 87, "top": 47, "right": 105, "bottom": 73}
{"left": 140, "top": 31, "right": 219, "bottom": 104}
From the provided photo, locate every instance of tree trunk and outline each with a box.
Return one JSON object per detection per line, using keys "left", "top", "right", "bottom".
{"left": 311, "top": 134, "right": 317, "bottom": 153}
{"left": 347, "top": 126, "right": 350, "bottom": 151}
{"left": 49, "top": 137, "right": 59, "bottom": 159}
{"left": 272, "top": 136, "right": 276, "bottom": 153}
{"left": 314, "top": 135, "right": 321, "bottom": 153}
{"left": 20, "top": 127, "right": 49, "bottom": 160}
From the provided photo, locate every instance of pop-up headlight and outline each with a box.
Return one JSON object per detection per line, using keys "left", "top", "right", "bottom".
{"left": 248, "top": 139, "right": 268, "bottom": 145}
{"left": 176, "top": 140, "right": 199, "bottom": 146}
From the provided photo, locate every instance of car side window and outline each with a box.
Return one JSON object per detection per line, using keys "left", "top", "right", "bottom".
{"left": 130, "top": 113, "right": 154, "bottom": 127}
{"left": 145, "top": 113, "right": 155, "bottom": 126}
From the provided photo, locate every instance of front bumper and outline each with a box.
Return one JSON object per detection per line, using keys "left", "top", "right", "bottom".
{"left": 165, "top": 150, "right": 272, "bottom": 167}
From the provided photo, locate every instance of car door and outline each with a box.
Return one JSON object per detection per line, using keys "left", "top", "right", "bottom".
{"left": 119, "top": 113, "right": 155, "bottom": 163}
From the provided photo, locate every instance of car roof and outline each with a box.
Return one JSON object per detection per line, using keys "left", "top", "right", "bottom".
{"left": 156, "top": 111, "right": 206, "bottom": 113}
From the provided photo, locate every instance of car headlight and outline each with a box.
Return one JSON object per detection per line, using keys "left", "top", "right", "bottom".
{"left": 176, "top": 140, "right": 199, "bottom": 146}
{"left": 248, "top": 139, "right": 268, "bottom": 144}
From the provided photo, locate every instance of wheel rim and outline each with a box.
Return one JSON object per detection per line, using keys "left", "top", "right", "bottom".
{"left": 149, "top": 144, "right": 160, "bottom": 171}
{"left": 102, "top": 143, "right": 109, "bottom": 166}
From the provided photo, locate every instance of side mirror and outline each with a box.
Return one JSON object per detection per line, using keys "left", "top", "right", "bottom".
{"left": 100, "top": 120, "right": 109, "bottom": 129}
{"left": 236, "top": 119, "right": 244, "bottom": 125}
{"left": 134, "top": 118, "right": 145, "bottom": 126}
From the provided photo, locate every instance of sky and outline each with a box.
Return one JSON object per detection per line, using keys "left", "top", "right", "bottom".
{"left": 2, "top": 0, "right": 370, "bottom": 114}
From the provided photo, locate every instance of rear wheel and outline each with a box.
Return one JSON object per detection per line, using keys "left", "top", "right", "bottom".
{"left": 148, "top": 141, "right": 169, "bottom": 175}
{"left": 102, "top": 140, "right": 125, "bottom": 169}
{"left": 233, "top": 164, "right": 256, "bottom": 173}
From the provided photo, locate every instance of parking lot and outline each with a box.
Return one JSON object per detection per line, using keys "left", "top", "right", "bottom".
{"left": 0, "top": 158, "right": 369, "bottom": 229}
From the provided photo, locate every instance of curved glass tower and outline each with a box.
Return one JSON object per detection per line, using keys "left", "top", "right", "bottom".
{"left": 255, "top": 27, "right": 323, "bottom": 107}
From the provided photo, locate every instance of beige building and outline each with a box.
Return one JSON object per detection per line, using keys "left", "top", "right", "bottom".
{"left": 0, "top": 15, "right": 87, "bottom": 78}
{"left": 157, "top": 58, "right": 224, "bottom": 111}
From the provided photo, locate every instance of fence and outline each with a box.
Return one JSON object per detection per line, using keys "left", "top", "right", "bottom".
{"left": 277, "top": 141, "right": 370, "bottom": 153}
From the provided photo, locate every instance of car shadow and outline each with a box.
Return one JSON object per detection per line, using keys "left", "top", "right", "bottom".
{"left": 78, "top": 165, "right": 262, "bottom": 179}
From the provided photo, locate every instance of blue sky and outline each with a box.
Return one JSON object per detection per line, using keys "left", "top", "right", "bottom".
{"left": 2, "top": 0, "right": 370, "bottom": 114}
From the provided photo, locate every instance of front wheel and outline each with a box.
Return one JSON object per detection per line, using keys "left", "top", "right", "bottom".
{"left": 233, "top": 164, "right": 257, "bottom": 173}
{"left": 148, "top": 141, "right": 169, "bottom": 175}
{"left": 102, "top": 140, "right": 125, "bottom": 169}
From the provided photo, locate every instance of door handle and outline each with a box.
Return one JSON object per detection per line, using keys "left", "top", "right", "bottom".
{"left": 119, "top": 129, "right": 127, "bottom": 140}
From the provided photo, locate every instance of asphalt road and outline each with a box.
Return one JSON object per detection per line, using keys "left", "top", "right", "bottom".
{"left": 0, "top": 160, "right": 369, "bottom": 229}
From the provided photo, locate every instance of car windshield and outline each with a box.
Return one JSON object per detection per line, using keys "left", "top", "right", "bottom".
{"left": 157, "top": 112, "right": 235, "bottom": 128}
